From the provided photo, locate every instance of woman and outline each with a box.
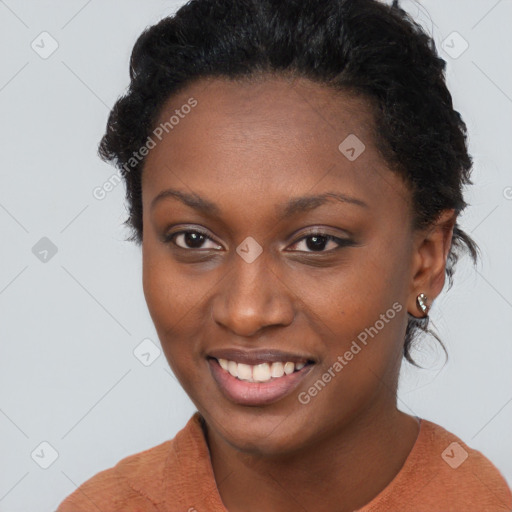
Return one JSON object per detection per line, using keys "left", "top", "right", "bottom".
{"left": 57, "top": 0, "right": 512, "bottom": 510}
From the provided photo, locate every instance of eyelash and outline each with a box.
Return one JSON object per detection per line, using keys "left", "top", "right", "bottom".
{"left": 164, "top": 228, "right": 353, "bottom": 253}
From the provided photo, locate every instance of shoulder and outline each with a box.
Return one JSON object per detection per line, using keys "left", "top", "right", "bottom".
{"left": 422, "top": 419, "right": 512, "bottom": 510}
{"left": 56, "top": 439, "right": 173, "bottom": 512}
{"left": 56, "top": 413, "right": 203, "bottom": 512}
{"left": 361, "top": 418, "right": 512, "bottom": 512}
{"left": 421, "top": 419, "right": 510, "bottom": 490}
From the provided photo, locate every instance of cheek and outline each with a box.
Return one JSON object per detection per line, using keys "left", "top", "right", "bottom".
{"left": 141, "top": 246, "right": 201, "bottom": 364}
{"left": 142, "top": 242, "right": 200, "bottom": 327}
{"left": 300, "top": 277, "right": 405, "bottom": 430}
{"left": 310, "top": 249, "right": 408, "bottom": 380}
{"left": 141, "top": 243, "right": 219, "bottom": 389}
{"left": 142, "top": 257, "right": 176, "bottom": 330}
{"left": 313, "top": 255, "right": 406, "bottom": 336}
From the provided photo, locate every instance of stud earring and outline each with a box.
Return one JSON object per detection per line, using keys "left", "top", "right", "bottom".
{"left": 416, "top": 293, "right": 430, "bottom": 316}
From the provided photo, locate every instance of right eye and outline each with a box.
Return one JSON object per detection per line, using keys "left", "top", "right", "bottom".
{"left": 164, "top": 229, "right": 223, "bottom": 250}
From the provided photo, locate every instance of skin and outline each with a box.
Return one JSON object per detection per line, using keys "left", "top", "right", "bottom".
{"left": 141, "top": 75, "right": 456, "bottom": 512}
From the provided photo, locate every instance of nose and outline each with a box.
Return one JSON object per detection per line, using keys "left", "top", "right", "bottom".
{"left": 211, "top": 250, "right": 295, "bottom": 337}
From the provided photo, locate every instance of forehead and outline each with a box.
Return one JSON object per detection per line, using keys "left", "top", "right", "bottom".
{"left": 141, "top": 76, "right": 409, "bottom": 215}
{"left": 147, "top": 75, "right": 377, "bottom": 158}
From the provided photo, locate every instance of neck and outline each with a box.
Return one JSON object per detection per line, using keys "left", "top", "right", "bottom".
{"left": 204, "top": 403, "right": 420, "bottom": 512}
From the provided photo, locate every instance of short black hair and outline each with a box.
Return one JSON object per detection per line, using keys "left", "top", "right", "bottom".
{"left": 98, "top": 0, "right": 479, "bottom": 366}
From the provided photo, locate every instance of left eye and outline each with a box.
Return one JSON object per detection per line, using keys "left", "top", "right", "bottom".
{"left": 288, "top": 233, "right": 350, "bottom": 253}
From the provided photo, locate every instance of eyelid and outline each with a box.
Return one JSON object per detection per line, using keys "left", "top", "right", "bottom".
{"left": 295, "top": 226, "right": 352, "bottom": 239}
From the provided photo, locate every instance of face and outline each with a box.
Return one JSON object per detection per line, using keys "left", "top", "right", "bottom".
{"left": 141, "top": 75, "right": 419, "bottom": 456}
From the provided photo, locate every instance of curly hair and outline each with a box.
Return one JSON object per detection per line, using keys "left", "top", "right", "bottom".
{"left": 98, "top": 0, "right": 479, "bottom": 366}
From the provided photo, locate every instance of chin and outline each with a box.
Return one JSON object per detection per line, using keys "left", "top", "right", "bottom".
{"left": 205, "top": 405, "right": 315, "bottom": 457}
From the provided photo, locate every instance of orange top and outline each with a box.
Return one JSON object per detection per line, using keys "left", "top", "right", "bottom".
{"left": 57, "top": 412, "right": 512, "bottom": 512}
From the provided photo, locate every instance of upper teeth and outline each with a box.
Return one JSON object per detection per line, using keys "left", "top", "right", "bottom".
{"left": 218, "top": 359, "right": 306, "bottom": 383}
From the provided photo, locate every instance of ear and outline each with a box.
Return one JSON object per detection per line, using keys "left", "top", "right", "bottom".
{"left": 407, "top": 209, "right": 456, "bottom": 318}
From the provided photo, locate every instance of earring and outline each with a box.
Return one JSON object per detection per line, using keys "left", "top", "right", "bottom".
{"left": 416, "top": 293, "right": 430, "bottom": 316}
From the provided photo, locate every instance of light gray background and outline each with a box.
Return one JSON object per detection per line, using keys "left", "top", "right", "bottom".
{"left": 1, "top": 1, "right": 511, "bottom": 511}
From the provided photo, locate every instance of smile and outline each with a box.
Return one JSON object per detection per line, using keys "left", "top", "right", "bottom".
{"left": 207, "top": 354, "right": 315, "bottom": 406}
{"left": 217, "top": 358, "right": 307, "bottom": 383}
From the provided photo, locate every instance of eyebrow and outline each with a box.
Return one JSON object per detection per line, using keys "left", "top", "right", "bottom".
{"left": 150, "top": 187, "right": 368, "bottom": 219}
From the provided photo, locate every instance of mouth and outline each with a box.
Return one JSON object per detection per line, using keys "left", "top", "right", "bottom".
{"left": 206, "top": 350, "right": 316, "bottom": 406}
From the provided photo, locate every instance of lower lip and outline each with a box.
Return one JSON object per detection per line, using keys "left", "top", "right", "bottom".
{"left": 208, "top": 358, "right": 314, "bottom": 406}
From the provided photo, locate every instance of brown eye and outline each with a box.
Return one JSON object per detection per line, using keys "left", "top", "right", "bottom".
{"left": 165, "top": 230, "right": 222, "bottom": 250}
{"left": 289, "top": 233, "right": 354, "bottom": 253}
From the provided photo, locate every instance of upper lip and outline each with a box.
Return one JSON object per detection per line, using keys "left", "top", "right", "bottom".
{"left": 207, "top": 348, "right": 316, "bottom": 366}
